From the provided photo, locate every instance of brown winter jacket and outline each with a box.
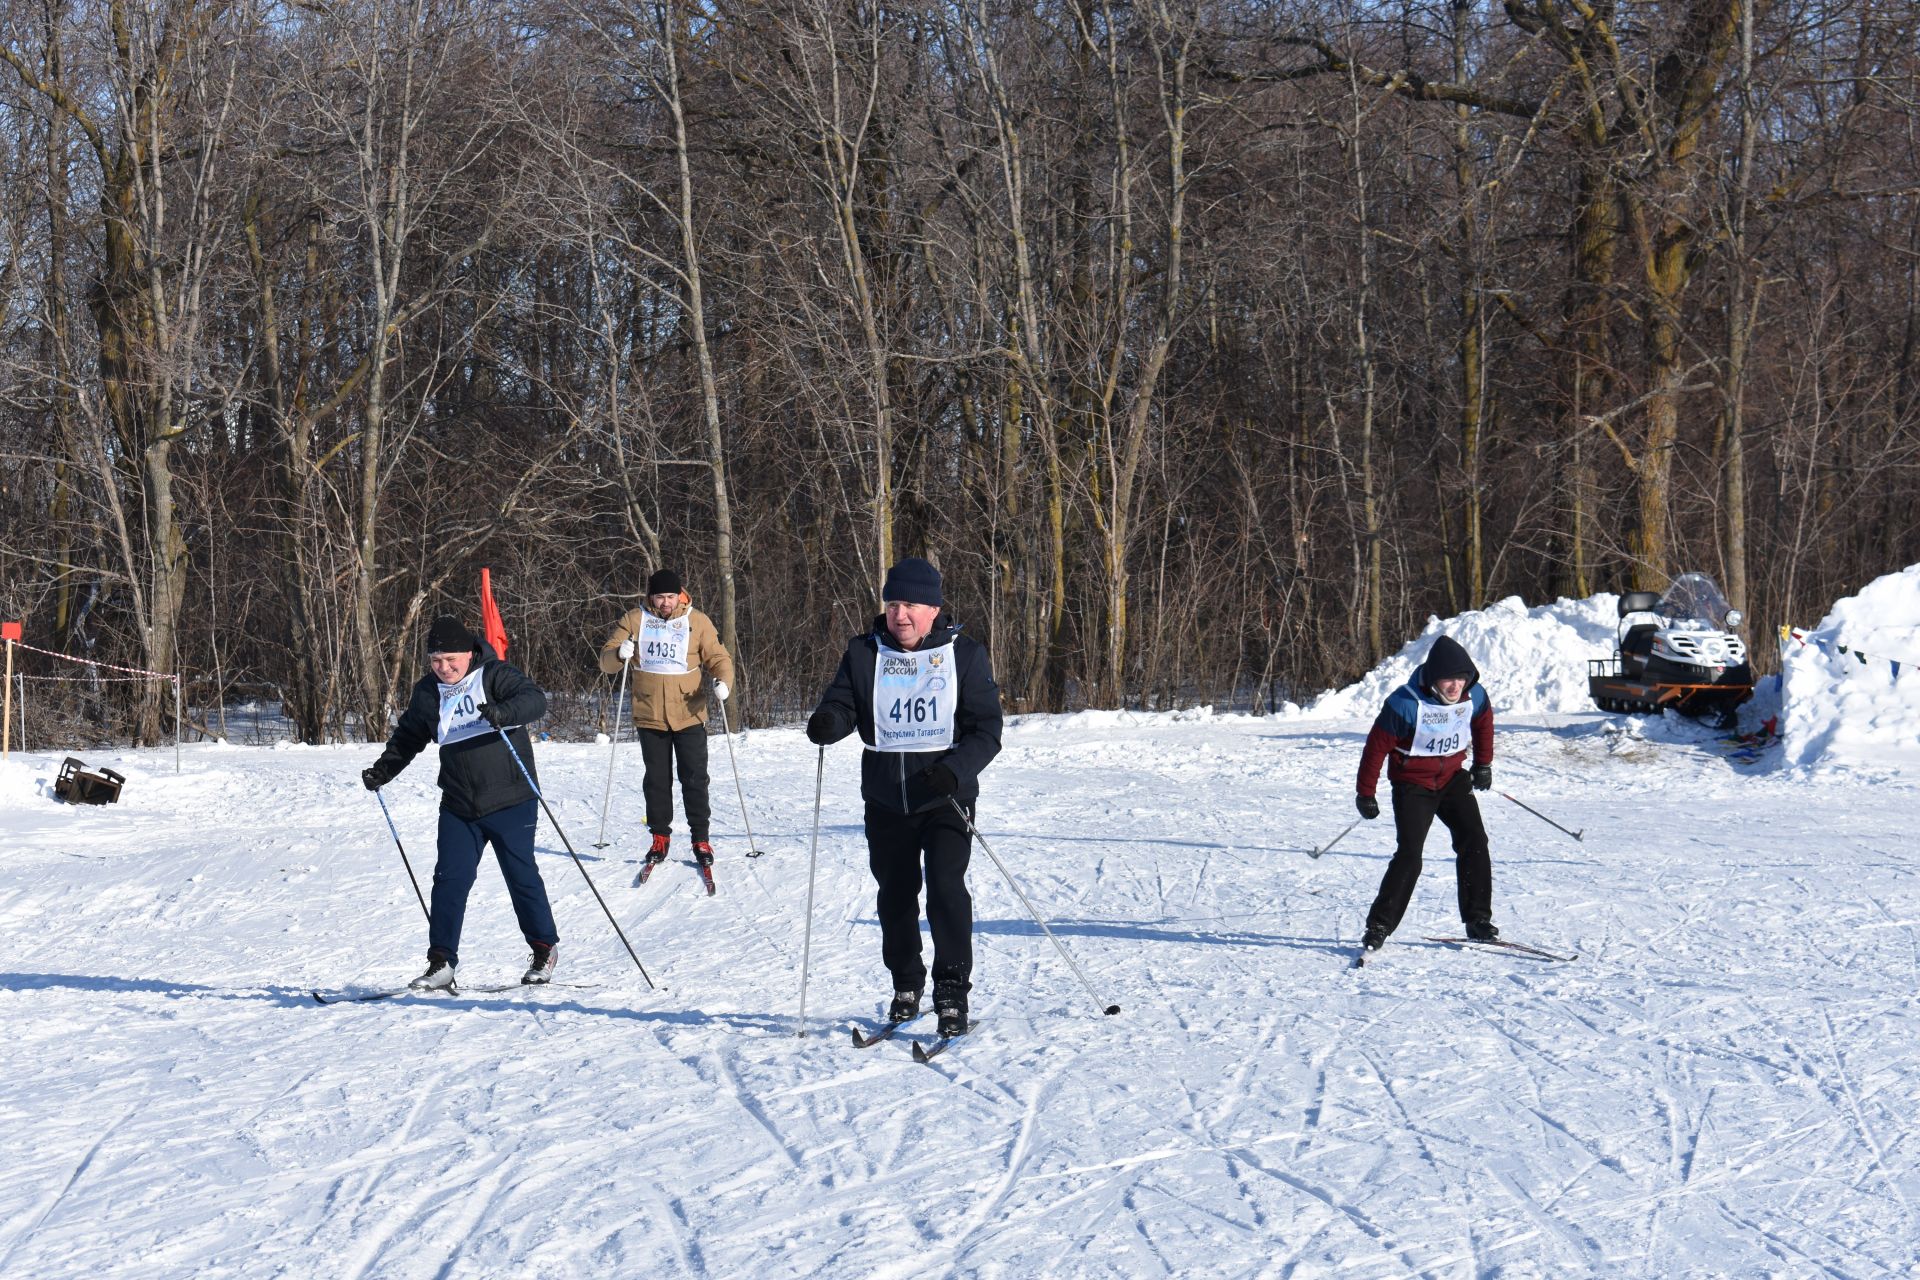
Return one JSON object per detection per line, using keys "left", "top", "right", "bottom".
{"left": 599, "top": 599, "right": 736, "bottom": 732}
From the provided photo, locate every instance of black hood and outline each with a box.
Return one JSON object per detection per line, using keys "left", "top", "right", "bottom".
{"left": 1419, "top": 634, "right": 1480, "bottom": 695}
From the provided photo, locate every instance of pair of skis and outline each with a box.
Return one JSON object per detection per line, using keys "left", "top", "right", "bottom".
{"left": 635, "top": 857, "right": 716, "bottom": 896}
{"left": 1355, "top": 935, "right": 1577, "bottom": 968}
{"left": 850, "top": 1013, "right": 972, "bottom": 1063}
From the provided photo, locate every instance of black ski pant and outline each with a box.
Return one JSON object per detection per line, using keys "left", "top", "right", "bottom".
{"left": 1366, "top": 771, "right": 1492, "bottom": 935}
{"left": 637, "top": 725, "right": 710, "bottom": 841}
{"left": 865, "top": 801, "right": 974, "bottom": 995}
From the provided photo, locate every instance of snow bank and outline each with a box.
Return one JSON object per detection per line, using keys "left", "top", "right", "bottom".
{"left": 1301, "top": 594, "right": 1619, "bottom": 719}
{"left": 1782, "top": 563, "right": 1920, "bottom": 771}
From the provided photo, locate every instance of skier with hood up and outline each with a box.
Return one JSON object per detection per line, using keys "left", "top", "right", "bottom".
{"left": 361, "top": 615, "right": 559, "bottom": 991}
{"left": 1354, "top": 633, "right": 1497, "bottom": 954}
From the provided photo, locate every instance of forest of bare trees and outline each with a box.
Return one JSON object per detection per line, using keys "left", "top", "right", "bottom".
{"left": 2, "top": 0, "right": 1917, "bottom": 744}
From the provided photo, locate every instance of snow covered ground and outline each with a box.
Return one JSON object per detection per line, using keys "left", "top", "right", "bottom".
{"left": 4, "top": 695, "right": 1916, "bottom": 1277}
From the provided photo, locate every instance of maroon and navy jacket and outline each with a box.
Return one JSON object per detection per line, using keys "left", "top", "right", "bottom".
{"left": 1356, "top": 634, "right": 1494, "bottom": 797}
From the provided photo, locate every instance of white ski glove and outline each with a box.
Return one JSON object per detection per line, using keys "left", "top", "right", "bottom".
{"left": 617, "top": 638, "right": 636, "bottom": 662}
{"left": 712, "top": 680, "right": 729, "bottom": 702}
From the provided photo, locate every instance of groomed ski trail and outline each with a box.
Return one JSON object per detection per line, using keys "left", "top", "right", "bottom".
{"left": 1, "top": 709, "right": 1915, "bottom": 1276}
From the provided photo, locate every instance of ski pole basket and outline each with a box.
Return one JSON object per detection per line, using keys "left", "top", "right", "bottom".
{"left": 55, "top": 756, "right": 125, "bottom": 805}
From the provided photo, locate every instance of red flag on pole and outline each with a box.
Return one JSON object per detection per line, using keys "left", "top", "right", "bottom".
{"left": 480, "top": 568, "right": 509, "bottom": 659}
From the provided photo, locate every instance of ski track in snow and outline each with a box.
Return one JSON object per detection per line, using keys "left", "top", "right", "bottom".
{"left": 3, "top": 712, "right": 1918, "bottom": 1277}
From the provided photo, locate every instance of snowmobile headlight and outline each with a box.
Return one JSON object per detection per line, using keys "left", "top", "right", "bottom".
{"left": 1725, "top": 609, "right": 1743, "bottom": 628}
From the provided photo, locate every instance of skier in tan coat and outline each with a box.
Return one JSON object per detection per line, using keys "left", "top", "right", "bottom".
{"left": 599, "top": 570, "right": 736, "bottom": 873}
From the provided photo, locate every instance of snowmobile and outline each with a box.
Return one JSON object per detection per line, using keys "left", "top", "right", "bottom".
{"left": 1588, "top": 573, "right": 1754, "bottom": 721}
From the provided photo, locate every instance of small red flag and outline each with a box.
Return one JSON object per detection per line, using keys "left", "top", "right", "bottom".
{"left": 480, "top": 568, "right": 509, "bottom": 659}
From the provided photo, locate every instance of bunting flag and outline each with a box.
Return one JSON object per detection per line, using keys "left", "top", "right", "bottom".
{"left": 480, "top": 568, "right": 509, "bottom": 659}
{"left": 1781, "top": 625, "right": 1910, "bottom": 681}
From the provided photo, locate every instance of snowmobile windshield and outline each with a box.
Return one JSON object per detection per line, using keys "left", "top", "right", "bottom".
{"left": 1656, "top": 574, "right": 1735, "bottom": 628}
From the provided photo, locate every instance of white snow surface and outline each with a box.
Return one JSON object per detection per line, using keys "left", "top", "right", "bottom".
{"left": 1782, "top": 562, "right": 1920, "bottom": 773}
{"left": 1301, "top": 594, "right": 1620, "bottom": 720}
{"left": 4, "top": 706, "right": 1917, "bottom": 1276}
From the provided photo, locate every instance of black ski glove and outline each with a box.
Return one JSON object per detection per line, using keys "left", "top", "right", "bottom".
{"left": 1355, "top": 793, "right": 1379, "bottom": 820}
{"left": 1470, "top": 764, "right": 1492, "bottom": 791}
{"left": 479, "top": 701, "right": 510, "bottom": 729}
{"left": 362, "top": 759, "right": 397, "bottom": 792}
{"left": 920, "top": 763, "right": 959, "bottom": 797}
{"left": 805, "top": 709, "right": 838, "bottom": 745}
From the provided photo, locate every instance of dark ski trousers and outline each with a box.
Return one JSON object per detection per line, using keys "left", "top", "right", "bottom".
{"left": 637, "top": 725, "right": 710, "bottom": 841}
{"left": 865, "top": 801, "right": 974, "bottom": 994}
{"left": 429, "top": 799, "right": 558, "bottom": 965}
{"left": 1367, "top": 771, "right": 1493, "bottom": 935}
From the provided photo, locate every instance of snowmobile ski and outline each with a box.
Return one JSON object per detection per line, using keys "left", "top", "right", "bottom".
{"left": 1424, "top": 936, "right": 1577, "bottom": 963}
{"left": 910, "top": 1023, "right": 973, "bottom": 1063}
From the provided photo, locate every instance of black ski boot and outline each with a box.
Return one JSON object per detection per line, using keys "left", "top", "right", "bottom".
{"left": 1465, "top": 921, "right": 1499, "bottom": 943}
{"left": 932, "top": 980, "right": 970, "bottom": 1037}
{"left": 888, "top": 987, "right": 922, "bottom": 1022}
{"left": 1361, "top": 924, "right": 1387, "bottom": 953}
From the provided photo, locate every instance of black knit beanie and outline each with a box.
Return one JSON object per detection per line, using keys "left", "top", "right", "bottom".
{"left": 647, "top": 569, "right": 683, "bottom": 596}
{"left": 881, "top": 557, "right": 944, "bottom": 607}
{"left": 425, "top": 615, "right": 481, "bottom": 655}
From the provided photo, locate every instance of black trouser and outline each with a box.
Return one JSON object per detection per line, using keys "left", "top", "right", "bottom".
{"left": 865, "top": 801, "right": 974, "bottom": 994}
{"left": 1367, "top": 771, "right": 1492, "bottom": 934}
{"left": 637, "top": 725, "right": 710, "bottom": 841}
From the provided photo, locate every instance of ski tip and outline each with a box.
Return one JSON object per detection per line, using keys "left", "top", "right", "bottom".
{"left": 1103, "top": 1004, "right": 1121, "bottom": 1016}
{"left": 910, "top": 1040, "right": 931, "bottom": 1063}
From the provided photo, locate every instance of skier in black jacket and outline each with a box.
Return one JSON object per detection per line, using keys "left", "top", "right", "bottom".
{"left": 361, "top": 615, "right": 559, "bottom": 991}
{"left": 807, "top": 558, "right": 1003, "bottom": 1036}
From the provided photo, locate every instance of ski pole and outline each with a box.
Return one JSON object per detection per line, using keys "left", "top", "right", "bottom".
{"left": 592, "top": 654, "right": 633, "bottom": 849}
{"left": 374, "top": 790, "right": 432, "bottom": 925}
{"left": 947, "top": 797, "right": 1121, "bottom": 1017}
{"left": 491, "top": 724, "right": 658, "bottom": 990}
{"left": 796, "top": 746, "right": 824, "bottom": 1037}
{"left": 1499, "top": 791, "right": 1584, "bottom": 843}
{"left": 716, "top": 692, "right": 762, "bottom": 857}
{"left": 1310, "top": 818, "right": 1361, "bottom": 860}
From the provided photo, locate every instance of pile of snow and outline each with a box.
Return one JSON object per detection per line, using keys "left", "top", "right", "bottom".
{"left": 1301, "top": 594, "right": 1619, "bottom": 720}
{"left": 1781, "top": 563, "right": 1920, "bottom": 771}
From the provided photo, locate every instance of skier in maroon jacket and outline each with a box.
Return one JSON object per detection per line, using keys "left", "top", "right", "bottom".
{"left": 1355, "top": 634, "right": 1498, "bottom": 954}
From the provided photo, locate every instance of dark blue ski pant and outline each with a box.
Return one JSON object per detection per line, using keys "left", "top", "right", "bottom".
{"left": 428, "top": 799, "right": 557, "bottom": 965}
